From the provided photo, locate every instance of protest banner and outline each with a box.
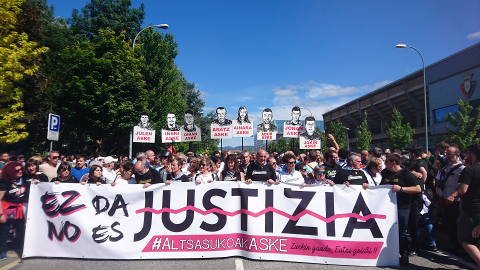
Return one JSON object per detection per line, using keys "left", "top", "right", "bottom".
{"left": 24, "top": 182, "right": 399, "bottom": 266}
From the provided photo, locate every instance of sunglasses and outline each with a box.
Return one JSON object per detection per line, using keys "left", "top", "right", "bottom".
{"left": 316, "top": 171, "right": 326, "bottom": 175}
{"left": 51, "top": 156, "right": 60, "bottom": 159}
{"left": 199, "top": 164, "right": 206, "bottom": 167}
{"left": 15, "top": 168, "right": 22, "bottom": 172}
{"left": 61, "top": 167, "right": 70, "bottom": 171}
{"left": 287, "top": 162, "right": 295, "bottom": 164}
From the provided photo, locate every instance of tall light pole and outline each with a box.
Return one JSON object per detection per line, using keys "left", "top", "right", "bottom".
{"left": 129, "top": 24, "right": 169, "bottom": 159}
{"left": 299, "top": 107, "right": 313, "bottom": 117}
{"left": 132, "top": 24, "right": 169, "bottom": 50}
{"left": 346, "top": 127, "right": 350, "bottom": 152}
{"left": 395, "top": 44, "right": 429, "bottom": 150}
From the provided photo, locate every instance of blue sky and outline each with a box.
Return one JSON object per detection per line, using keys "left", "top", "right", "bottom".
{"left": 47, "top": 0, "right": 480, "bottom": 147}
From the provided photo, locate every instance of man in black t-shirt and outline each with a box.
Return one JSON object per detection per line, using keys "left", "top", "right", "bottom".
{"left": 334, "top": 153, "right": 368, "bottom": 189}
{"left": 323, "top": 149, "right": 342, "bottom": 180}
{"left": 457, "top": 143, "right": 480, "bottom": 265}
{"left": 134, "top": 160, "right": 163, "bottom": 188}
{"left": 246, "top": 149, "right": 277, "bottom": 184}
{"left": 381, "top": 154, "right": 421, "bottom": 265}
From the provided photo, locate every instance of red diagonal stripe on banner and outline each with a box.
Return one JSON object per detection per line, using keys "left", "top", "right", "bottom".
{"left": 135, "top": 206, "right": 386, "bottom": 223}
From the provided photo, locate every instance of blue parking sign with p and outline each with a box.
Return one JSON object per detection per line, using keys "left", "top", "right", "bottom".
{"left": 47, "top": 114, "right": 60, "bottom": 141}
{"left": 49, "top": 114, "right": 60, "bottom": 132}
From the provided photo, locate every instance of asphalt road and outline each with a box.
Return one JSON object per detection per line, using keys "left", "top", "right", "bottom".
{"left": 0, "top": 249, "right": 474, "bottom": 270}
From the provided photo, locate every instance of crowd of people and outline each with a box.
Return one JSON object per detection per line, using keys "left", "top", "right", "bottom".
{"left": 0, "top": 139, "right": 479, "bottom": 268}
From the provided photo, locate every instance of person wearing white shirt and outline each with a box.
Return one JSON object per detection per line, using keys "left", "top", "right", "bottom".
{"left": 278, "top": 153, "right": 305, "bottom": 186}
{"left": 363, "top": 157, "right": 383, "bottom": 186}
{"left": 102, "top": 156, "right": 116, "bottom": 184}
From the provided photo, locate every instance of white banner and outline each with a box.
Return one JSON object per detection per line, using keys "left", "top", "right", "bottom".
{"left": 24, "top": 182, "right": 399, "bottom": 266}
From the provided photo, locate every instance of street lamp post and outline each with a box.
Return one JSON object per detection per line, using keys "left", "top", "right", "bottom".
{"left": 132, "top": 24, "right": 169, "bottom": 50}
{"left": 299, "top": 107, "right": 313, "bottom": 117}
{"left": 346, "top": 127, "right": 350, "bottom": 152}
{"left": 129, "top": 24, "right": 169, "bottom": 159}
{"left": 395, "top": 44, "right": 428, "bottom": 150}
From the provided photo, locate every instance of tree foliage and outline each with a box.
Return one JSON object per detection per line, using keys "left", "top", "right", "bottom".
{"left": 329, "top": 120, "right": 348, "bottom": 149}
{"left": 355, "top": 111, "right": 372, "bottom": 151}
{"left": 0, "top": 0, "right": 49, "bottom": 144}
{"left": 443, "top": 98, "right": 480, "bottom": 152}
{"left": 68, "top": 0, "right": 145, "bottom": 43}
{"left": 268, "top": 141, "right": 279, "bottom": 154}
{"left": 386, "top": 108, "right": 415, "bottom": 151}
{"left": 50, "top": 29, "right": 148, "bottom": 153}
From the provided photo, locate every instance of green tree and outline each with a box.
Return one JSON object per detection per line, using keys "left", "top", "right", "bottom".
{"left": 288, "top": 137, "right": 299, "bottom": 150}
{"left": 268, "top": 141, "right": 279, "bottom": 153}
{"left": 0, "top": 0, "right": 49, "bottom": 144}
{"left": 68, "top": 0, "right": 145, "bottom": 43}
{"left": 329, "top": 120, "right": 348, "bottom": 149}
{"left": 355, "top": 111, "right": 372, "bottom": 151}
{"left": 133, "top": 28, "right": 187, "bottom": 132}
{"left": 50, "top": 29, "right": 148, "bottom": 153}
{"left": 443, "top": 98, "right": 480, "bottom": 152}
{"left": 277, "top": 137, "right": 289, "bottom": 153}
{"left": 386, "top": 108, "right": 415, "bottom": 151}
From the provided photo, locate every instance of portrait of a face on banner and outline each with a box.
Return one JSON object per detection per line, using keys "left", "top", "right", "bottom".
{"left": 299, "top": 116, "right": 321, "bottom": 149}
{"left": 257, "top": 108, "right": 277, "bottom": 140}
{"left": 133, "top": 112, "right": 155, "bottom": 143}
{"left": 211, "top": 107, "right": 233, "bottom": 139}
{"left": 283, "top": 106, "right": 305, "bottom": 137}
{"left": 180, "top": 109, "right": 201, "bottom": 142}
{"left": 232, "top": 106, "right": 253, "bottom": 137}
{"left": 162, "top": 112, "right": 181, "bottom": 143}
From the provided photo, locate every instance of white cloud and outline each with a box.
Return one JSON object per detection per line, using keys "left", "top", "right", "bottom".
{"left": 200, "top": 91, "right": 209, "bottom": 97}
{"left": 203, "top": 107, "right": 215, "bottom": 111}
{"left": 274, "top": 89, "right": 298, "bottom": 96}
{"left": 238, "top": 96, "right": 252, "bottom": 102}
{"left": 467, "top": 31, "right": 480, "bottom": 39}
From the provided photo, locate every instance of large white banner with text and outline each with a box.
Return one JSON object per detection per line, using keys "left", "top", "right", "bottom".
{"left": 24, "top": 182, "right": 399, "bottom": 266}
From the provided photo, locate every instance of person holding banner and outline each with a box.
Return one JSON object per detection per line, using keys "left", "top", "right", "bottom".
{"left": 309, "top": 165, "right": 334, "bottom": 185}
{"left": 194, "top": 157, "right": 218, "bottom": 184}
{"left": 381, "top": 153, "right": 422, "bottom": 265}
{"left": 333, "top": 153, "right": 369, "bottom": 189}
{"left": 80, "top": 165, "right": 106, "bottom": 185}
{"left": 246, "top": 150, "right": 277, "bottom": 184}
{"left": 23, "top": 159, "right": 48, "bottom": 201}
{"left": 134, "top": 160, "right": 163, "bottom": 188}
{"left": 0, "top": 161, "right": 26, "bottom": 259}
{"left": 165, "top": 157, "right": 190, "bottom": 183}
{"left": 51, "top": 162, "right": 79, "bottom": 184}
{"left": 111, "top": 161, "right": 136, "bottom": 185}
{"left": 278, "top": 153, "right": 305, "bottom": 186}
{"left": 220, "top": 154, "right": 244, "bottom": 181}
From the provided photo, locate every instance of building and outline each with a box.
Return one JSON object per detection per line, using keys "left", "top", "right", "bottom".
{"left": 322, "top": 42, "right": 480, "bottom": 152}
{"left": 254, "top": 120, "right": 324, "bottom": 152}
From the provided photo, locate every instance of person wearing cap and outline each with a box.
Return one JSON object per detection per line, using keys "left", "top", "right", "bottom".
{"left": 102, "top": 156, "right": 116, "bottom": 184}
{"left": 156, "top": 151, "right": 172, "bottom": 172}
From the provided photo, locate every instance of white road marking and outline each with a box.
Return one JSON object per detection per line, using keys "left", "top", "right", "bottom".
{"left": 235, "top": 258, "right": 244, "bottom": 270}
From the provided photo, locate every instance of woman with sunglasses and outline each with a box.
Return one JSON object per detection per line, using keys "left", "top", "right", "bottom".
{"left": 194, "top": 157, "right": 218, "bottom": 184}
{"left": 220, "top": 154, "right": 244, "bottom": 181}
{"left": 80, "top": 165, "right": 106, "bottom": 186}
{"left": 0, "top": 162, "right": 26, "bottom": 259}
{"left": 112, "top": 161, "right": 136, "bottom": 185}
{"left": 51, "top": 162, "right": 78, "bottom": 184}
{"left": 309, "top": 165, "right": 334, "bottom": 185}
{"left": 278, "top": 153, "right": 305, "bottom": 186}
